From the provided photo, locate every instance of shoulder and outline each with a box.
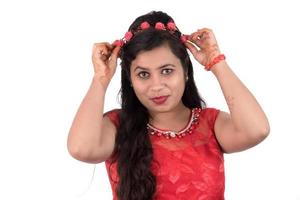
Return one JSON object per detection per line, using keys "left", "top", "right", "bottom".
{"left": 104, "top": 108, "right": 121, "bottom": 118}
{"left": 103, "top": 108, "right": 121, "bottom": 127}
{"left": 200, "top": 107, "right": 220, "bottom": 115}
{"left": 199, "top": 107, "right": 220, "bottom": 127}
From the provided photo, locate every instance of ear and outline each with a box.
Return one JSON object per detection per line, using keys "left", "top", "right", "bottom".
{"left": 185, "top": 71, "right": 189, "bottom": 82}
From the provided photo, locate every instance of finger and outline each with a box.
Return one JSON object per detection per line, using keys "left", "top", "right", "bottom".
{"left": 100, "top": 54, "right": 109, "bottom": 61}
{"left": 189, "top": 28, "right": 212, "bottom": 45}
{"left": 111, "top": 45, "right": 121, "bottom": 60}
{"left": 189, "top": 34, "right": 203, "bottom": 48}
{"left": 195, "top": 28, "right": 213, "bottom": 37}
{"left": 190, "top": 31, "right": 206, "bottom": 42}
{"left": 108, "top": 45, "right": 121, "bottom": 69}
{"left": 92, "top": 48, "right": 107, "bottom": 65}
{"left": 185, "top": 41, "right": 199, "bottom": 56}
{"left": 98, "top": 49, "right": 112, "bottom": 59}
{"left": 93, "top": 42, "right": 110, "bottom": 51}
{"left": 92, "top": 47, "right": 106, "bottom": 61}
{"left": 93, "top": 42, "right": 112, "bottom": 55}
{"left": 93, "top": 45, "right": 107, "bottom": 57}
{"left": 106, "top": 43, "right": 114, "bottom": 50}
{"left": 92, "top": 51, "right": 106, "bottom": 65}
{"left": 93, "top": 42, "right": 111, "bottom": 47}
{"left": 197, "top": 28, "right": 212, "bottom": 32}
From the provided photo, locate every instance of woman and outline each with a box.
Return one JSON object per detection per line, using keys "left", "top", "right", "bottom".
{"left": 67, "top": 11, "right": 270, "bottom": 200}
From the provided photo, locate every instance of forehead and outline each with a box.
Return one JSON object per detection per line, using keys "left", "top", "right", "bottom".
{"left": 131, "top": 44, "right": 182, "bottom": 69}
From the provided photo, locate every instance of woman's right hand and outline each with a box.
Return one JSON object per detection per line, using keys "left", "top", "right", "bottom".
{"left": 92, "top": 42, "right": 121, "bottom": 88}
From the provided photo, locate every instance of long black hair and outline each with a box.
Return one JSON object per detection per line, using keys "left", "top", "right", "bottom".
{"left": 108, "top": 11, "right": 206, "bottom": 200}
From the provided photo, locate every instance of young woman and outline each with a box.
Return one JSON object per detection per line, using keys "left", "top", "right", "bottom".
{"left": 67, "top": 11, "right": 270, "bottom": 200}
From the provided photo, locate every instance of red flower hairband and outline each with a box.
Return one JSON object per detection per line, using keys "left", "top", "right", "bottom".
{"left": 113, "top": 21, "right": 189, "bottom": 47}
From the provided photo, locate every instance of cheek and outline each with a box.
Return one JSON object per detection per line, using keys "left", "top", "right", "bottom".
{"left": 169, "top": 74, "right": 185, "bottom": 88}
{"left": 132, "top": 80, "right": 147, "bottom": 96}
{"left": 170, "top": 75, "right": 186, "bottom": 98}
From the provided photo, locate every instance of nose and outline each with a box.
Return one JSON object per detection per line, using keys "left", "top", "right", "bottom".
{"left": 149, "top": 75, "right": 166, "bottom": 92}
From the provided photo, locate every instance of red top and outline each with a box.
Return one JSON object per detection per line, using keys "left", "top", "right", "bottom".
{"left": 104, "top": 108, "right": 224, "bottom": 200}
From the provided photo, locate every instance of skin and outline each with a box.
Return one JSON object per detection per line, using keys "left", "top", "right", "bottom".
{"left": 185, "top": 28, "right": 270, "bottom": 153}
{"left": 130, "top": 43, "right": 191, "bottom": 130}
{"left": 128, "top": 28, "right": 270, "bottom": 153}
{"left": 67, "top": 27, "right": 270, "bottom": 164}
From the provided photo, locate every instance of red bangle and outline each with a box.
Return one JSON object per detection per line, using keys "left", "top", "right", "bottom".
{"left": 205, "top": 54, "right": 226, "bottom": 71}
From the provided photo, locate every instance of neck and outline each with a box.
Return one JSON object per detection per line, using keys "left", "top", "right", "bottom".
{"left": 148, "top": 103, "right": 191, "bottom": 131}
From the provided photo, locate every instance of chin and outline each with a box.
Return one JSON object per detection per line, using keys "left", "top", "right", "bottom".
{"left": 148, "top": 103, "right": 175, "bottom": 113}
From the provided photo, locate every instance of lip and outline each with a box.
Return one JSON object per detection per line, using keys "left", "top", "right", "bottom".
{"left": 151, "top": 95, "right": 169, "bottom": 105}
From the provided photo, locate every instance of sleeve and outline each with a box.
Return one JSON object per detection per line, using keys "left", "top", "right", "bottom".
{"left": 103, "top": 109, "right": 121, "bottom": 128}
{"left": 201, "top": 107, "right": 220, "bottom": 130}
{"left": 202, "top": 107, "right": 224, "bottom": 152}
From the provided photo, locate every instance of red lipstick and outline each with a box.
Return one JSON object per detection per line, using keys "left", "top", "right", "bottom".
{"left": 151, "top": 96, "right": 169, "bottom": 105}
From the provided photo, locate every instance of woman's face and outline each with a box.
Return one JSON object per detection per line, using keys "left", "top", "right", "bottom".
{"left": 130, "top": 44, "right": 186, "bottom": 114}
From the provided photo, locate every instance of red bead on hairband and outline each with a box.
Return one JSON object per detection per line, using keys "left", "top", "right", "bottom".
{"left": 113, "top": 21, "right": 190, "bottom": 47}
{"left": 141, "top": 21, "right": 150, "bottom": 30}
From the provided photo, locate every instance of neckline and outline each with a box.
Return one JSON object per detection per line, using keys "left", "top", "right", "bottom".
{"left": 147, "top": 108, "right": 201, "bottom": 139}
{"left": 147, "top": 108, "right": 193, "bottom": 133}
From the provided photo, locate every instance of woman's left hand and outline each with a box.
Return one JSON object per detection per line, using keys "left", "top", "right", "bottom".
{"left": 184, "top": 28, "right": 222, "bottom": 68}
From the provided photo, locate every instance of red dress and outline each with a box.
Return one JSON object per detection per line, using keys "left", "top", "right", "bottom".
{"left": 104, "top": 107, "right": 225, "bottom": 200}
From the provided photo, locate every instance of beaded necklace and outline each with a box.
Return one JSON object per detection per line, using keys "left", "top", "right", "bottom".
{"left": 147, "top": 108, "right": 201, "bottom": 139}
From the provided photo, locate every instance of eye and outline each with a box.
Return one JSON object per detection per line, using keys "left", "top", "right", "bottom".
{"left": 162, "top": 68, "right": 173, "bottom": 75}
{"left": 137, "top": 71, "right": 149, "bottom": 79}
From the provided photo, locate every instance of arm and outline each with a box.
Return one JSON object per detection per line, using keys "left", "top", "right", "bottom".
{"left": 211, "top": 61, "right": 270, "bottom": 153}
{"left": 185, "top": 28, "right": 270, "bottom": 153}
{"left": 67, "top": 77, "right": 116, "bottom": 163}
{"left": 67, "top": 43, "right": 120, "bottom": 163}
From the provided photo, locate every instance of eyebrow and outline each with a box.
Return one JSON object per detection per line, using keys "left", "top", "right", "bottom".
{"left": 134, "top": 64, "right": 176, "bottom": 72}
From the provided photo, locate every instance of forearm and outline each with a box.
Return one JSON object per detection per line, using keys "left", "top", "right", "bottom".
{"left": 211, "top": 60, "right": 270, "bottom": 135}
{"left": 67, "top": 77, "right": 107, "bottom": 156}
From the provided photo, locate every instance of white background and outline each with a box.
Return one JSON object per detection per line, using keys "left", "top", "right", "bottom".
{"left": 1, "top": 0, "right": 300, "bottom": 199}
